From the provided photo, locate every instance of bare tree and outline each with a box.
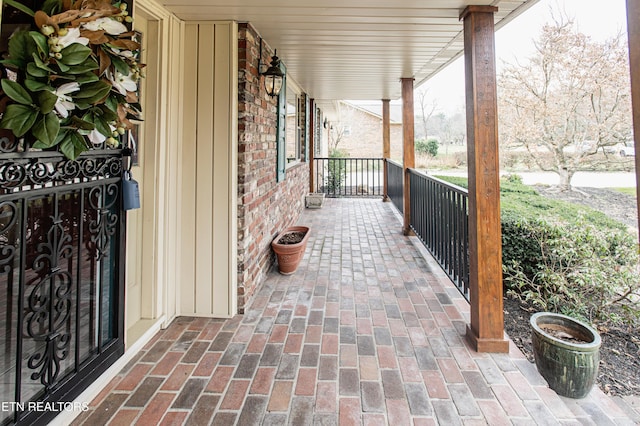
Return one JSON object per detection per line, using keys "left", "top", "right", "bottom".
{"left": 416, "top": 88, "right": 438, "bottom": 140}
{"left": 498, "top": 15, "right": 632, "bottom": 190}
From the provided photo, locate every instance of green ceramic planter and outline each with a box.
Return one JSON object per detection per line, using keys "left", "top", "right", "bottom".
{"left": 530, "top": 312, "right": 601, "bottom": 399}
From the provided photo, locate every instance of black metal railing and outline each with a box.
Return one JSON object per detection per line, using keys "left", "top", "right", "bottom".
{"left": 0, "top": 137, "right": 125, "bottom": 425}
{"left": 313, "top": 157, "right": 384, "bottom": 197}
{"left": 386, "top": 160, "right": 404, "bottom": 213}
{"left": 409, "top": 170, "right": 470, "bottom": 300}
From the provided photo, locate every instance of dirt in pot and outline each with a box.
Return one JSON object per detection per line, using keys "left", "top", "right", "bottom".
{"left": 540, "top": 324, "right": 591, "bottom": 344}
{"left": 278, "top": 232, "right": 306, "bottom": 244}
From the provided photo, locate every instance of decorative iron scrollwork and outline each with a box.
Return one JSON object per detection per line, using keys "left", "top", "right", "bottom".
{"left": 24, "top": 214, "right": 73, "bottom": 391}
{"left": 88, "top": 184, "right": 119, "bottom": 261}
{"left": 0, "top": 136, "right": 19, "bottom": 153}
{"left": 0, "top": 155, "right": 123, "bottom": 193}
{"left": 0, "top": 201, "right": 18, "bottom": 274}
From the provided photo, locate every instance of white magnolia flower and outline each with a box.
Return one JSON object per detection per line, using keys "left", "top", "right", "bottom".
{"left": 52, "top": 82, "right": 80, "bottom": 118}
{"left": 88, "top": 123, "right": 116, "bottom": 146}
{"left": 57, "top": 27, "right": 89, "bottom": 48}
{"left": 108, "top": 69, "right": 137, "bottom": 96}
{"left": 87, "top": 128, "right": 106, "bottom": 145}
{"left": 110, "top": 48, "right": 134, "bottom": 59}
{"left": 82, "top": 17, "right": 127, "bottom": 35}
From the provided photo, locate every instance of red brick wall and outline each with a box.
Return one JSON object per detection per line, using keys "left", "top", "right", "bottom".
{"left": 237, "top": 23, "right": 309, "bottom": 311}
{"left": 331, "top": 103, "right": 403, "bottom": 160}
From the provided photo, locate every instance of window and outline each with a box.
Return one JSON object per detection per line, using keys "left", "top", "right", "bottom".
{"left": 285, "top": 82, "right": 309, "bottom": 166}
{"left": 276, "top": 75, "right": 307, "bottom": 181}
{"left": 285, "top": 85, "right": 300, "bottom": 165}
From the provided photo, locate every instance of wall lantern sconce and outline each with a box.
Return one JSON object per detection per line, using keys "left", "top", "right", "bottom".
{"left": 259, "top": 39, "right": 284, "bottom": 97}
{"left": 323, "top": 117, "right": 329, "bottom": 129}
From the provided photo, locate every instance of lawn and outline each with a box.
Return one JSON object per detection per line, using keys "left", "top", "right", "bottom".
{"left": 610, "top": 187, "right": 637, "bottom": 197}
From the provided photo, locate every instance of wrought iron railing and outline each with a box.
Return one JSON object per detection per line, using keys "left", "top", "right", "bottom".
{"left": 386, "top": 160, "right": 403, "bottom": 213}
{"left": 409, "top": 170, "right": 470, "bottom": 300}
{"left": 313, "top": 157, "right": 384, "bottom": 197}
{"left": 0, "top": 137, "right": 125, "bottom": 425}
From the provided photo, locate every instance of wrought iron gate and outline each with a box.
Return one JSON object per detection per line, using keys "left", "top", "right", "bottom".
{"left": 0, "top": 136, "right": 125, "bottom": 425}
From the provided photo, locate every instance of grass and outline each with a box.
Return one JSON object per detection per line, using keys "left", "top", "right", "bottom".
{"left": 609, "top": 187, "right": 637, "bottom": 197}
{"left": 435, "top": 175, "right": 626, "bottom": 231}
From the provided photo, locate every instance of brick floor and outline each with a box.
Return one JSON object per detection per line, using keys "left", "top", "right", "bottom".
{"left": 72, "top": 199, "right": 639, "bottom": 425}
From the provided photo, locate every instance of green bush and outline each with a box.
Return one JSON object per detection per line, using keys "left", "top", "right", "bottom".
{"left": 436, "top": 175, "right": 640, "bottom": 326}
{"left": 504, "top": 220, "right": 640, "bottom": 325}
{"left": 327, "top": 149, "right": 348, "bottom": 193}
{"left": 415, "top": 138, "right": 439, "bottom": 157}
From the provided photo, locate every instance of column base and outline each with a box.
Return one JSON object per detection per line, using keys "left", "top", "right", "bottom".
{"left": 402, "top": 227, "right": 415, "bottom": 236}
{"left": 466, "top": 324, "right": 509, "bottom": 353}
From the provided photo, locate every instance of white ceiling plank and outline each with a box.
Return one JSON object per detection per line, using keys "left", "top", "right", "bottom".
{"left": 159, "top": 0, "right": 540, "bottom": 101}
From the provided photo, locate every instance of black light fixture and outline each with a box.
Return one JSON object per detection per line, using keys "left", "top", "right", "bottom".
{"left": 262, "top": 49, "right": 284, "bottom": 97}
{"left": 323, "top": 117, "right": 329, "bottom": 129}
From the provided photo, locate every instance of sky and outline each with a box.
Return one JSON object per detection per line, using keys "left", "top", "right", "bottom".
{"left": 418, "top": 0, "right": 629, "bottom": 113}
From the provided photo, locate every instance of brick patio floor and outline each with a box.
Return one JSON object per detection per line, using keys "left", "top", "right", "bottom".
{"left": 71, "top": 199, "right": 640, "bottom": 425}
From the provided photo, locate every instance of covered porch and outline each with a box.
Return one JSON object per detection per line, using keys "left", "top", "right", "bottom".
{"left": 69, "top": 199, "right": 639, "bottom": 425}
{"left": 2, "top": 0, "right": 640, "bottom": 423}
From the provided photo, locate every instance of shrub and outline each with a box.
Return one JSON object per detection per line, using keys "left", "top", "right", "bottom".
{"left": 503, "top": 173, "right": 523, "bottom": 184}
{"left": 415, "top": 138, "right": 439, "bottom": 157}
{"left": 503, "top": 220, "right": 640, "bottom": 326}
{"left": 327, "top": 149, "right": 348, "bottom": 193}
{"left": 436, "top": 175, "right": 640, "bottom": 326}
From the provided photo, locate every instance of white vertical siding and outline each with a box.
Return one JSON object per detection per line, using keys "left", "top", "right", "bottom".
{"left": 181, "top": 21, "right": 238, "bottom": 317}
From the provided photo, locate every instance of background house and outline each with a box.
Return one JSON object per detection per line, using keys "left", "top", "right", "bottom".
{"left": 327, "top": 101, "right": 403, "bottom": 160}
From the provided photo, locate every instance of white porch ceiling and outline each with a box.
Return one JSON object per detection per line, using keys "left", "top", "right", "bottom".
{"left": 160, "top": 0, "right": 538, "bottom": 104}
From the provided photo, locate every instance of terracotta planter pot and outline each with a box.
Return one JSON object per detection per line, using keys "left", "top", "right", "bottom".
{"left": 271, "top": 226, "right": 310, "bottom": 275}
{"left": 530, "top": 312, "right": 601, "bottom": 399}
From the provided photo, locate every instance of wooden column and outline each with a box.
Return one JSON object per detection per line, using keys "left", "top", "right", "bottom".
{"left": 401, "top": 79, "right": 415, "bottom": 235}
{"left": 460, "top": 6, "right": 509, "bottom": 353}
{"left": 309, "top": 98, "right": 316, "bottom": 193}
{"left": 382, "top": 99, "right": 391, "bottom": 201}
{"left": 627, "top": 0, "right": 640, "bottom": 233}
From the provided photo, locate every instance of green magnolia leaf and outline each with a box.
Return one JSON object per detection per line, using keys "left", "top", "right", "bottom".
{"left": 0, "top": 59, "right": 23, "bottom": 69}
{"left": 8, "top": 30, "right": 34, "bottom": 69}
{"left": 59, "top": 131, "right": 88, "bottom": 160}
{"left": 32, "top": 111, "right": 60, "bottom": 146}
{"left": 65, "top": 63, "right": 100, "bottom": 75}
{"left": 29, "top": 31, "right": 49, "bottom": 57}
{"left": 104, "top": 95, "right": 118, "bottom": 112}
{"left": 74, "top": 73, "right": 99, "bottom": 84}
{"left": 32, "top": 53, "right": 55, "bottom": 72}
{"left": 100, "top": 106, "right": 118, "bottom": 122}
{"left": 42, "top": 0, "right": 63, "bottom": 15}
{"left": 69, "top": 115, "right": 95, "bottom": 130}
{"left": 3, "top": 0, "right": 35, "bottom": 17}
{"left": 24, "top": 79, "right": 52, "bottom": 92}
{"left": 88, "top": 106, "right": 103, "bottom": 117}
{"left": 94, "top": 115, "right": 112, "bottom": 137}
{"left": 74, "top": 81, "right": 111, "bottom": 104}
{"left": 31, "top": 140, "right": 49, "bottom": 149}
{"left": 1, "top": 79, "right": 33, "bottom": 105}
{"left": 110, "top": 55, "right": 129, "bottom": 75}
{"left": 38, "top": 90, "right": 58, "bottom": 114}
{"left": 81, "top": 57, "right": 100, "bottom": 68}
{"left": 55, "top": 128, "right": 70, "bottom": 143}
{"left": 34, "top": 128, "right": 70, "bottom": 149}
{"left": 60, "top": 44, "right": 92, "bottom": 66}
{"left": 0, "top": 104, "right": 39, "bottom": 136}
{"left": 50, "top": 74, "right": 75, "bottom": 81}
{"left": 74, "top": 100, "right": 92, "bottom": 110}
{"left": 54, "top": 59, "right": 71, "bottom": 73}
{"left": 27, "top": 62, "right": 49, "bottom": 78}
